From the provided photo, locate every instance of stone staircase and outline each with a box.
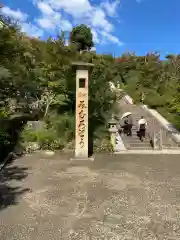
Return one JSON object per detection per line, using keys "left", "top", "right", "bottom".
{"left": 118, "top": 102, "right": 153, "bottom": 150}
{"left": 118, "top": 98, "right": 179, "bottom": 150}
{"left": 121, "top": 124, "right": 152, "bottom": 150}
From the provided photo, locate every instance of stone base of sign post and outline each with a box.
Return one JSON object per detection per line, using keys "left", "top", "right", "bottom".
{"left": 70, "top": 62, "right": 94, "bottom": 161}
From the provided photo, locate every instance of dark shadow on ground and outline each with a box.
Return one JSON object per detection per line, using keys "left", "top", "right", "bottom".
{"left": 0, "top": 164, "right": 30, "bottom": 211}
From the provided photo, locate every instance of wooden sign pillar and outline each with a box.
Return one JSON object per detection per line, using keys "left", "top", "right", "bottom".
{"left": 71, "top": 62, "right": 94, "bottom": 160}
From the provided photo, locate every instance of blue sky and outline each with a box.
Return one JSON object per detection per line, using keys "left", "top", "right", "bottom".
{"left": 1, "top": 0, "right": 180, "bottom": 58}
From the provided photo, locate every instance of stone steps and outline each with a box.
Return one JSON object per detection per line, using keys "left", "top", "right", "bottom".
{"left": 122, "top": 137, "right": 152, "bottom": 149}
{"left": 122, "top": 134, "right": 150, "bottom": 142}
{"left": 121, "top": 128, "right": 152, "bottom": 149}
{"left": 123, "top": 138, "right": 150, "bottom": 145}
{"left": 118, "top": 100, "right": 153, "bottom": 150}
{"left": 118, "top": 98, "right": 180, "bottom": 150}
{"left": 126, "top": 146, "right": 153, "bottom": 150}
{"left": 122, "top": 138, "right": 149, "bottom": 143}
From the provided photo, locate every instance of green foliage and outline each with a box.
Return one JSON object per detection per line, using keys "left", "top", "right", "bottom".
{"left": 36, "top": 129, "right": 64, "bottom": 150}
{"left": 21, "top": 129, "right": 37, "bottom": 143}
{"left": 70, "top": 24, "right": 94, "bottom": 51}
{"left": 0, "top": 129, "right": 10, "bottom": 146}
{"left": 94, "top": 138, "right": 114, "bottom": 152}
{"left": 45, "top": 112, "right": 75, "bottom": 142}
{"left": 4, "top": 16, "right": 180, "bottom": 154}
{"left": 93, "top": 125, "right": 113, "bottom": 152}
{"left": 21, "top": 113, "right": 75, "bottom": 151}
{"left": 0, "top": 18, "right": 116, "bottom": 154}
{"left": 21, "top": 128, "right": 64, "bottom": 151}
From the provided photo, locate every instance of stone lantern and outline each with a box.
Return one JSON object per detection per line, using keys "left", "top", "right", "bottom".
{"left": 108, "top": 117, "right": 117, "bottom": 132}
{"left": 108, "top": 116, "right": 118, "bottom": 150}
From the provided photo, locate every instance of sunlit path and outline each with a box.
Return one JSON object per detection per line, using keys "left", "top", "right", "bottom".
{"left": 1, "top": 152, "right": 180, "bottom": 239}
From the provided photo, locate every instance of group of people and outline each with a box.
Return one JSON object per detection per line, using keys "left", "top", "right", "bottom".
{"left": 119, "top": 115, "right": 147, "bottom": 141}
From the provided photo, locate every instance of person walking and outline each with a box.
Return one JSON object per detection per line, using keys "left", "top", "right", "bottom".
{"left": 123, "top": 118, "right": 128, "bottom": 136}
{"left": 121, "top": 112, "right": 133, "bottom": 136}
{"left": 127, "top": 115, "right": 133, "bottom": 136}
{"left": 138, "top": 116, "right": 147, "bottom": 141}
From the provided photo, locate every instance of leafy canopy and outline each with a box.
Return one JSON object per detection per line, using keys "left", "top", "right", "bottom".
{"left": 70, "top": 24, "right": 94, "bottom": 51}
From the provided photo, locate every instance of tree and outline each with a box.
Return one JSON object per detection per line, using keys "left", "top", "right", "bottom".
{"left": 70, "top": 24, "right": 94, "bottom": 51}
{"left": 3, "top": 12, "right": 180, "bottom": 153}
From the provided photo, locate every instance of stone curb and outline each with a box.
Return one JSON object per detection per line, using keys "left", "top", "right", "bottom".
{"left": 114, "top": 149, "right": 180, "bottom": 154}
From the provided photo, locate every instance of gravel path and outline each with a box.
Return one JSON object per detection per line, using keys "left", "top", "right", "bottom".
{"left": 0, "top": 152, "right": 180, "bottom": 239}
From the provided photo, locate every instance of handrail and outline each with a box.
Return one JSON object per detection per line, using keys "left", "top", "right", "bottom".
{"left": 146, "top": 117, "right": 180, "bottom": 149}
{"left": 145, "top": 126, "right": 154, "bottom": 148}
{"left": 118, "top": 96, "right": 180, "bottom": 149}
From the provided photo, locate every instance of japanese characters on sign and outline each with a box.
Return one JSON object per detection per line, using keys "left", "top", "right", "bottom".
{"left": 78, "top": 100, "right": 86, "bottom": 148}
{"left": 78, "top": 92, "right": 87, "bottom": 98}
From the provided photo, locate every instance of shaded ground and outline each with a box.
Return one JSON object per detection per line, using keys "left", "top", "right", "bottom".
{"left": 1, "top": 152, "right": 180, "bottom": 239}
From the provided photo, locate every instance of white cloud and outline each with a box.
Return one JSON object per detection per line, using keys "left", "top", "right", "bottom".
{"left": 34, "top": 0, "right": 123, "bottom": 45}
{"left": 102, "top": 0, "right": 120, "bottom": 17}
{"left": 1, "top": 6, "right": 43, "bottom": 38}
{"left": 60, "top": 20, "right": 72, "bottom": 31}
{"left": 91, "top": 8, "right": 113, "bottom": 32}
{"left": 1, "top": 1, "right": 124, "bottom": 45}
{"left": 91, "top": 29, "right": 100, "bottom": 44}
{"left": 36, "top": 13, "right": 72, "bottom": 31}
{"left": 47, "top": 0, "right": 92, "bottom": 17}
{"left": 36, "top": 0, "right": 72, "bottom": 32}
{"left": 36, "top": 17, "right": 55, "bottom": 29}
{"left": 1, "top": 6, "right": 28, "bottom": 21}
{"left": 21, "top": 22, "right": 44, "bottom": 37}
{"left": 37, "top": 1, "right": 54, "bottom": 15}
{"left": 35, "top": 0, "right": 119, "bottom": 43}
{"left": 101, "top": 31, "right": 123, "bottom": 46}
